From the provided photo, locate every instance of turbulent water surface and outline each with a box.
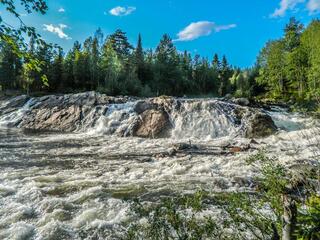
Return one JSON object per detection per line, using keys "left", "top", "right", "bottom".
{"left": 0, "top": 97, "right": 319, "bottom": 239}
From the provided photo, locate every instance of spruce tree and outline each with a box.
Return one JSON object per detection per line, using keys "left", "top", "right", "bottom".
{"left": 134, "top": 34, "right": 146, "bottom": 84}
{"left": 108, "top": 29, "right": 133, "bottom": 61}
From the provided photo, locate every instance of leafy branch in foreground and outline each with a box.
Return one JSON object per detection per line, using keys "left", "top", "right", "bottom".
{"left": 125, "top": 191, "right": 221, "bottom": 240}
{"left": 124, "top": 151, "right": 319, "bottom": 240}
{"left": 0, "top": 0, "right": 48, "bottom": 45}
{"left": 244, "top": 150, "right": 320, "bottom": 240}
{"left": 296, "top": 195, "right": 320, "bottom": 239}
{"left": 0, "top": 0, "right": 49, "bottom": 92}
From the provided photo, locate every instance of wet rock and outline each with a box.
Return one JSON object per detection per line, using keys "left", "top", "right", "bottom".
{"left": 134, "top": 100, "right": 157, "bottom": 114}
{"left": 151, "top": 96, "right": 176, "bottom": 112}
{"left": 233, "top": 107, "right": 247, "bottom": 125}
{"left": 173, "top": 142, "right": 199, "bottom": 151}
{"left": 68, "top": 91, "right": 97, "bottom": 106}
{"left": 0, "top": 95, "right": 29, "bottom": 114}
{"left": 22, "top": 105, "right": 82, "bottom": 132}
{"left": 15, "top": 92, "right": 132, "bottom": 132}
{"left": 245, "top": 112, "right": 277, "bottom": 138}
{"left": 224, "top": 94, "right": 233, "bottom": 100}
{"left": 0, "top": 92, "right": 278, "bottom": 139}
{"left": 133, "top": 109, "right": 172, "bottom": 138}
{"left": 232, "top": 98, "right": 250, "bottom": 106}
{"left": 230, "top": 147, "right": 242, "bottom": 153}
{"left": 250, "top": 139, "right": 259, "bottom": 145}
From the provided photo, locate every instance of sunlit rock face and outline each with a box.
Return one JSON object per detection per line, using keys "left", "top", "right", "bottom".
{"left": 0, "top": 91, "right": 278, "bottom": 139}
{"left": 133, "top": 109, "right": 172, "bottom": 138}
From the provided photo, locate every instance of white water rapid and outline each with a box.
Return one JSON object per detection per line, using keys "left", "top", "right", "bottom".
{"left": 0, "top": 96, "right": 318, "bottom": 239}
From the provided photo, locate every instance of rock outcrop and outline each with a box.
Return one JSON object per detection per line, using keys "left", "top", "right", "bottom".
{"left": 244, "top": 112, "right": 277, "bottom": 138}
{"left": 133, "top": 109, "right": 172, "bottom": 138}
{"left": 0, "top": 91, "right": 278, "bottom": 139}
{"left": 0, "top": 95, "right": 29, "bottom": 114}
{"left": 18, "top": 92, "right": 132, "bottom": 132}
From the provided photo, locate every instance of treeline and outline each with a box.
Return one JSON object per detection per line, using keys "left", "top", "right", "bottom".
{"left": 257, "top": 18, "right": 320, "bottom": 103}
{"left": 1, "top": 18, "right": 320, "bottom": 103}
{"left": 0, "top": 29, "right": 235, "bottom": 97}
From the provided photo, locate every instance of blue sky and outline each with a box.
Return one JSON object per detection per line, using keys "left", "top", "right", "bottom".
{"left": 1, "top": 0, "right": 320, "bottom": 67}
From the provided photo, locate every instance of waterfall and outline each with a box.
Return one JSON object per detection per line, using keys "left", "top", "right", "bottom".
{"left": 0, "top": 94, "right": 314, "bottom": 140}
{"left": 170, "top": 100, "right": 240, "bottom": 140}
{"left": 0, "top": 97, "right": 36, "bottom": 128}
{"left": 84, "top": 102, "right": 138, "bottom": 136}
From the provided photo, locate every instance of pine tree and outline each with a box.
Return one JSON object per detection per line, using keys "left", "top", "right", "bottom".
{"left": 108, "top": 29, "right": 133, "bottom": 61}
{"left": 134, "top": 34, "right": 146, "bottom": 84}
{"left": 91, "top": 36, "right": 101, "bottom": 89}
{"left": 284, "top": 17, "right": 304, "bottom": 52}
{"left": 180, "top": 51, "right": 193, "bottom": 93}
{"left": 212, "top": 53, "right": 220, "bottom": 70}
{"left": 218, "top": 55, "right": 232, "bottom": 97}
{"left": 154, "top": 34, "right": 180, "bottom": 95}
{"left": 0, "top": 37, "right": 22, "bottom": 91}
{"left": 210, "top": 54, "right": 220, "bottom": 95}
{"left": 50, "top": 46, "right": 64, "bottom": 92}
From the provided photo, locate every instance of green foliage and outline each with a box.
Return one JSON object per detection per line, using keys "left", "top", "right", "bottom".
{"left": 218, "top": 193, "right": 277, "bottom": 240}
{"left": 257, "top": 17, "right": 320, "bottom": 105}
{"left": 0, "top": 0, "right": 47, "bottom": 47}
{"left": 246, "top": 151, "right": 289, "bottom": 217}
{"left": 0, "top": 0, "right": 49, "bottom": 91}
{"left": 2, "top": 15, "right": 320, "bottom": 104}
{"left": 1, "top": 24, "right": 238, "bottom": 96}
{"left": 125, "top": 191, "right": 221, "bottom": 240}
{"left": 296, "top": 195, "right": 320, "bottom": 240}
{"left": 122, "top": 149, "right": 320, "bottom": 240}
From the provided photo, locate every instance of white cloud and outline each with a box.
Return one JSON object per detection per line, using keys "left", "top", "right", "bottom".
{"left": 109, "top": 6, "right": 136, "bottom": 16}
{"left": 58, "top": 7, "right": 65, "bottom": 13}
{"left": 175, "top": 21, "right": 236, "bottom": 42}
{"left": 271, "top": 0, "right": 305, "bottom": 17}
{"left": 43, "top": 24, "right": 71, "bottom": 40}
{"left": 307, "top": 0, "right": 320, "bottom": 13}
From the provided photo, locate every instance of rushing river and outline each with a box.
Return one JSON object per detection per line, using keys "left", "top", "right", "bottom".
{"left": 0, "top": 96, "right": 319, "bottom": 239}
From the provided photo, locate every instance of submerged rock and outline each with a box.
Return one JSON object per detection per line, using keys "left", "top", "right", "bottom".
{"left": 245, "top": 112, "right": 277, "bottom": 138}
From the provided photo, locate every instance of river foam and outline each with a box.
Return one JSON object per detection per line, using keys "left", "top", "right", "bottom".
{"left": 0, "top": 96, "right": 318, "bottom": 239}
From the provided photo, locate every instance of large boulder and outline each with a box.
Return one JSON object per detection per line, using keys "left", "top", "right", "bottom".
{"left": 134, "top": 100, "right": 157, "bottom": 114}
{"left": 245, "top": 112, "right": 277, "bottom": 138}
{"left": 18, "top": 92, "right": 128, "bottom": 132}
{"left": 133, "top": 109, "right": 172, "bottom": 138}
{"left": 21, "top": 105, "right": 82, "bottom": 132}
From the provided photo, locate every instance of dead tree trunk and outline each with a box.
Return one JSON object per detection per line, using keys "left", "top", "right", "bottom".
{"left": 282, "top": 195, "right": 297, "bottom": 240}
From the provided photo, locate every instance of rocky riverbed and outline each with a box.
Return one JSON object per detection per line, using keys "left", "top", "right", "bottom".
{"left": 0, "top": 91, "right": 277, "bottom": 138}
{"left": 0, "top": 92, "right": 318, "bottom": 239}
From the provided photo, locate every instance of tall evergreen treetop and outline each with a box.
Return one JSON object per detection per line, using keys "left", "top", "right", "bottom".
{"left": 135, "top": 34, "right": 144, "bottom": 65}
{"left": 284, "top": 17, "right": 304, "bottom": 51}
{"left": 108, "top": 29, "right": 133, "bottom": 60}
{"left": 212, "top": 53, "right": 220, "bottom": 69}
{"left": 156, "top": 34, "right": 177, "bottom": 64}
